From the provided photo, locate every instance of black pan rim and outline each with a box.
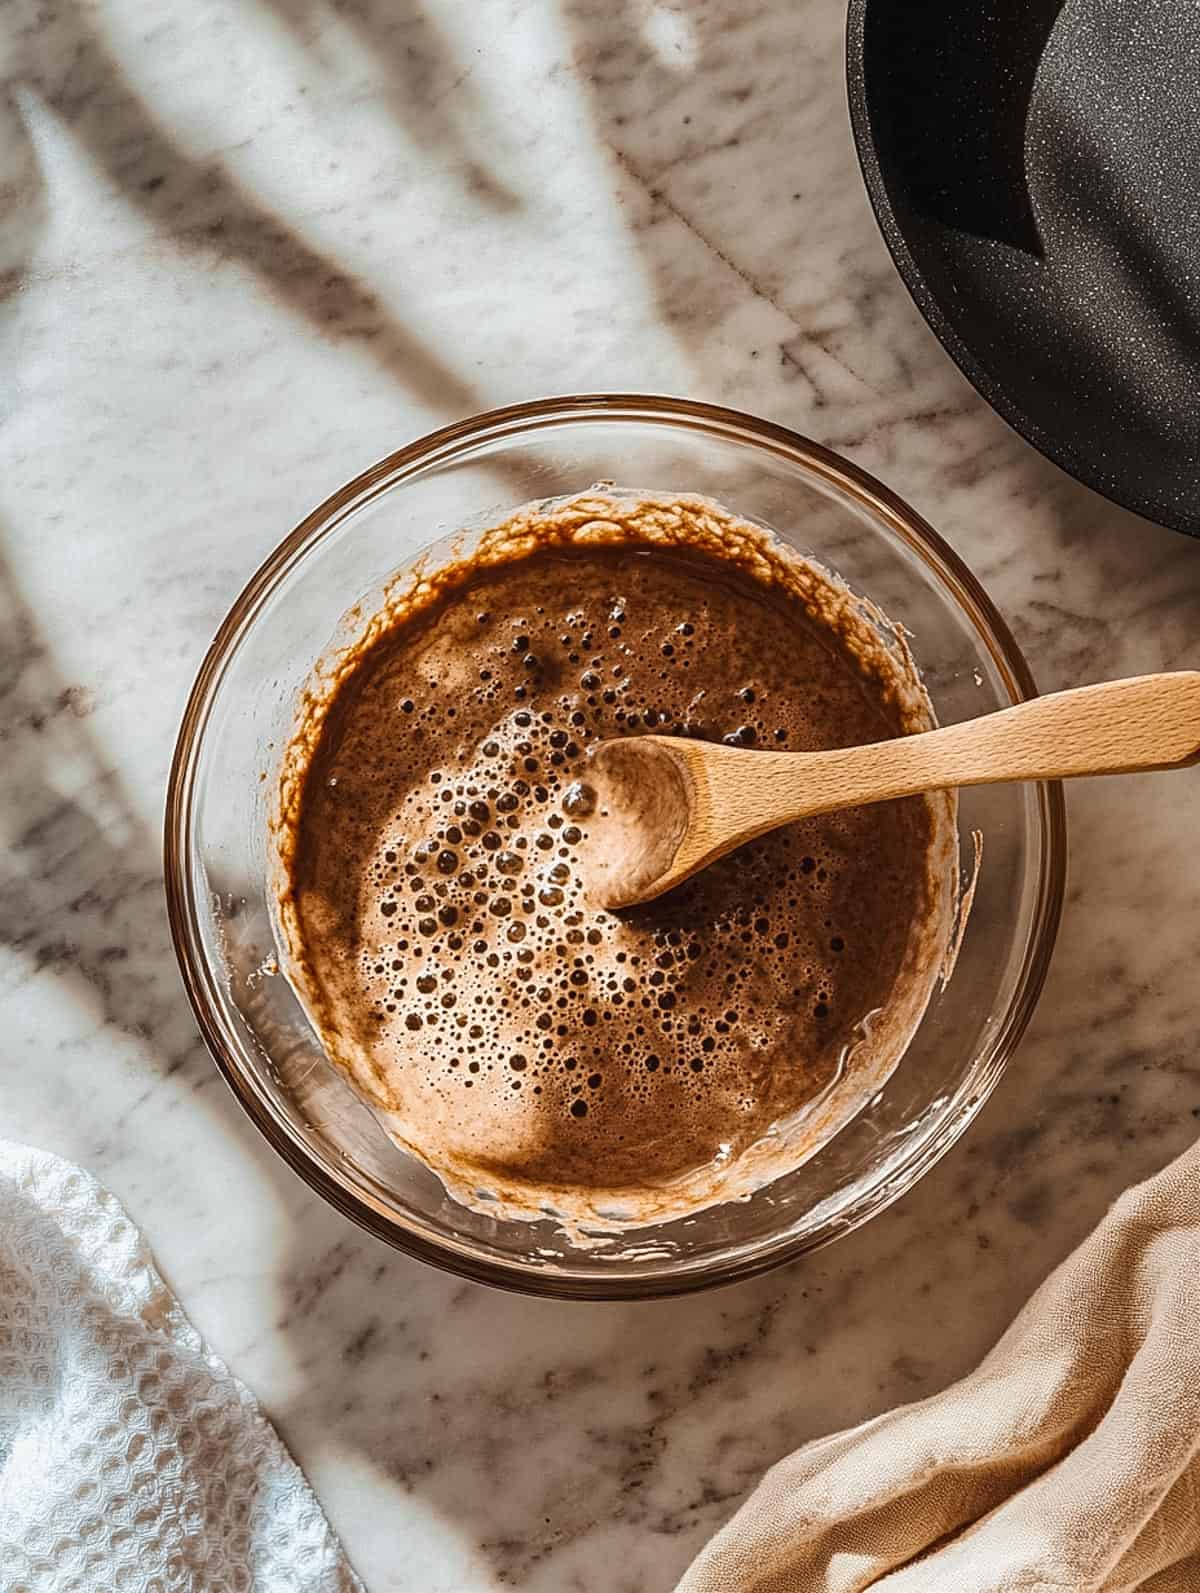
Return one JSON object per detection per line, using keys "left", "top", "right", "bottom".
{"left": 845, "top": 0, "right": 1198, "bottom": 539}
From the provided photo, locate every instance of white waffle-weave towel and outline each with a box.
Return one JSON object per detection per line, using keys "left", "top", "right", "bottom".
{"left": 0, "top": 1139, "right": 362, "bottom": 1592}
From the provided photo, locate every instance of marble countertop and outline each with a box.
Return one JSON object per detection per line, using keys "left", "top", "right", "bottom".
{"left": 4, "top": 1, "right": 1199, "bottom": 1588}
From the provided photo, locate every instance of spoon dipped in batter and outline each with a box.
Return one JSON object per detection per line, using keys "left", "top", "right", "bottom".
{"left": 583, "top": 671, "right": 1200, "bottom": 908}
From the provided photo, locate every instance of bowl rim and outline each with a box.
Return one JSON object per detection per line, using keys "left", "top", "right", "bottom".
{"left": 164, "top": 392, "right": 1066, "bottom": 1299}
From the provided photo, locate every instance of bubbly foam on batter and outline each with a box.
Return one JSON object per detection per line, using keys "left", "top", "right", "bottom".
{"left": 273, "top": 492, "right": 954, "bottom": 1228}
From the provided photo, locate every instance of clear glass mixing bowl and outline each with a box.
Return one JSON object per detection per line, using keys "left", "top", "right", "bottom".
{"left": 165, "top": 395, "right": 1064, "bottom": 1298}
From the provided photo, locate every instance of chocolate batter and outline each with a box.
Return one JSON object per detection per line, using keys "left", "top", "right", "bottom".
{"left": 274, "top": 493, "right": 953, "bottom": 1226}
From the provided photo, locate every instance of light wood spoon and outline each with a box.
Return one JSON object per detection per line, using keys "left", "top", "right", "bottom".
{"left": 579, "top": 672, "right": 1200, "bottom": 909}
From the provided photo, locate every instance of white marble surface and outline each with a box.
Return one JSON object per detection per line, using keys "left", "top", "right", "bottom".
{"left": 3, "top": 1, "right": 1199, "bottom": 1588}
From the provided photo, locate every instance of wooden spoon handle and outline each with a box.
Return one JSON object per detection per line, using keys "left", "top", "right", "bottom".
{"left": 785, "top": 671, "right": 1200, "bottom": 816}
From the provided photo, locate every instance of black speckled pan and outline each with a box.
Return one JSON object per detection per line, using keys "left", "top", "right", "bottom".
{"left": 847, "top": 0, "right": 1200, "bottom": 537}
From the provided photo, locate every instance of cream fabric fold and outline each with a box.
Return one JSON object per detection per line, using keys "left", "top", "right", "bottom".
{"left": 680, "top": 1140, "right": 1200, "bottom": 1593}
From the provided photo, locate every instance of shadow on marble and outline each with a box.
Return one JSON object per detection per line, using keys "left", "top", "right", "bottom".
{"left": 5, "top": 0, "right": 482, "bottom": 416}
{"left": 0, "top": 537, "right": 271, "bottom": 1174}
{"left": 0, "top": 89, "right": 47, "bottom": 303}
{"left": 561, "top": 0, "right": 928, "bottom": 419}
{"left": 258, "top": 0, "right": 520, "bottom": 212}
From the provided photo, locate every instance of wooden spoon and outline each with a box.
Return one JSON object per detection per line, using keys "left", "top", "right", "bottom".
{"left": 580, "top": 672, "right": 1200, "bottom": 909}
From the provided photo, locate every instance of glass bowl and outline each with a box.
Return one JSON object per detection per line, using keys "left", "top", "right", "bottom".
{"left": 164, "top": 395, "right": 1065, "bottom": 1299}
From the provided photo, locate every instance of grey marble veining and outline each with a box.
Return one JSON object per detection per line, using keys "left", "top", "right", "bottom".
{"left": 2, "top": 1, "right": 1199, "bottom": 1589}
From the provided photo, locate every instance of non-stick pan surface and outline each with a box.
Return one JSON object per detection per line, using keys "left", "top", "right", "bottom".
{"left": 847, "top": 0, "right": 1200, "bottom": 536}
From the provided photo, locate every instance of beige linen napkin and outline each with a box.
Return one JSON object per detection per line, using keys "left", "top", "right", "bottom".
{"left": 679, "top": 1139, "right": 1200, "bottom": 1593}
